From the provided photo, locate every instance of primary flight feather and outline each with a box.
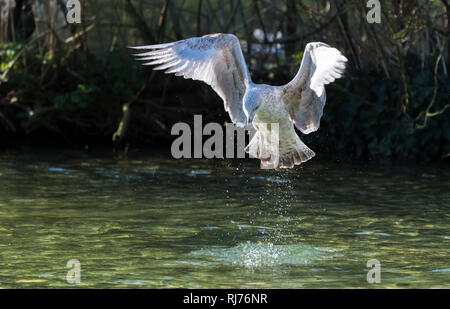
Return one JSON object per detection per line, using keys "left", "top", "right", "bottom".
{"left": 131, "top": 33, "right": 347, "bottom": 169}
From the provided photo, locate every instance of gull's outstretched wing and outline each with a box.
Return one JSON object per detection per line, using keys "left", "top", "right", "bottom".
{"left": 282, "top": 42, "right": 347, "bottom": 134}
{"left": 131, "top": 33, "right": 251, "bottom": 126}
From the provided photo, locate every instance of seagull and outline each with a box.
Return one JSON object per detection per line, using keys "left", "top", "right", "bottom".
{"left": 131, "top": 33, "right": 347, "bottom": 169}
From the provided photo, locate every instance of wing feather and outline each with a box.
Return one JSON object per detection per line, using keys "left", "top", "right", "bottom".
{"left": 282, "top": 42, "right": 347, "bottom": 134}
{"left": 131, "top": 34, "right": 252, "bottom": 126}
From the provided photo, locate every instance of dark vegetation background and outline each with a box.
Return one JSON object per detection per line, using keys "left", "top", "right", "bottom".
{"left": 0, "top": 0, "right": 449, "bottom": 163}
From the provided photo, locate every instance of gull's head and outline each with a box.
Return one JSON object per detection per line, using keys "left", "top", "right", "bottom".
{"left": 243, "top": 91, "right": 261, "bottom": 125}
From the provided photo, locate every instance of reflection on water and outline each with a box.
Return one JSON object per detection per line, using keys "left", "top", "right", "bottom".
{"left": 0, "top": 148, "right": 448, "bottom": 288}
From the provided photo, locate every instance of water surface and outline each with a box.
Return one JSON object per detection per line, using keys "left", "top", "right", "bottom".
{"left": 0, "top": 149, "right": 448, "bottom": 288}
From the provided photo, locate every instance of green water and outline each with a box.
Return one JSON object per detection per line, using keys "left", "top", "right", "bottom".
{"left": 0, "top": 149, "right": 448, "bottom": 288}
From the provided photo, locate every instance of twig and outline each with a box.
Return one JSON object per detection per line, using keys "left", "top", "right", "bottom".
{"left": 415, "top": 54, "right": 449, "bottom": 129}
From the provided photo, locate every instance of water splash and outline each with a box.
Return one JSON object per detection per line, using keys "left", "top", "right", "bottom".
{"left": 189, "top": 241, "right": 332, "bottom": 268}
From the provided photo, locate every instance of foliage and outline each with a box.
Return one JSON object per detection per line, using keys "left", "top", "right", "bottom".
{"left": 315, "top": 53, "right": 450, "bottom": 162}
{"left": 0, "top": 0, "right": 449, "bottom": 163}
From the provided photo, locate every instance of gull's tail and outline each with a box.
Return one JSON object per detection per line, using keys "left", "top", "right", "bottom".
{"left": 278, "top": 136, "right": 315, "bottom": 169}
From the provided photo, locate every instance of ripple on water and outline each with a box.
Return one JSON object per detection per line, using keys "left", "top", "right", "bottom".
{"left": 115, "top": 280, "right": 149, "bottom": 285}
{"left": 48, "top": 167, "right": 71, "bottom": 174}
{"left": 431, "top": 268, "right": 450, "bottom": 273}
{"left": 187, "top": 169, "right": 211, "bottom": 176}
{"left": 250, "top": 176, "right": 289, "bottom": 183}
{"left": 189, "top": 241, "right": 334, "bottom": 268}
